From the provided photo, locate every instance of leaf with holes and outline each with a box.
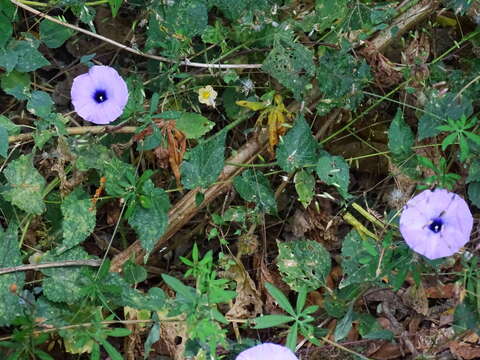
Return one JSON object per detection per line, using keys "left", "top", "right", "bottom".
{"left": 277, "top": 239, "right": 331, "bottom": 291}
{"left": 316, "top": 153, "right": 350, "bottom": 199}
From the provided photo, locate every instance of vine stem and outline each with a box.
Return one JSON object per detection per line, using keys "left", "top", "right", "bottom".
{"left": 8, "top": 125, "right": 138, "bottom": 143}
{"left": 11, "top": 0, "right": 263, "bottom": 70}
{"left": 0, "top": 259, "right": 102, "bottom": 275}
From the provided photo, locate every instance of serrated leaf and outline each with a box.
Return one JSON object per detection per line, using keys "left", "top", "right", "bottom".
{"left": 181, "top": 131, "right": 226, "bottom": 189}
{"left": 0, "top": 224, "right": 25, "bottom": 326}
{"left": 2, "top": 154, "right": 46, "bottom": 215}
{"left": 233, "top": 169, "right": 277, "bottom": 214}
{"left": 40, "top": 247, "right": 94, "bottom": 304}
{"left": 277, "top": 239, "right": 331, "bottom": 291}
{"left": 294, "top": 170, "right": 315, "bottom": 208}
{"left": 388, "top": 109, "right": 414, "bottom": 161}
{"left": 418, "top": 92, "right": 473, "bottom": 140}
{"left": 0, "top": 71, "right": 30, "bottom": 100}
{"left": 39, "top": 19, "right": 74, "bottom": 48}
{"left": 128, "top": 180, "right": 170, "bottom": 261}
{"left": 27, "top": 91, "right": 54, "bottom": 118}
{"left": 276, "top": 116, "right": 317, "bottom": 172}
{"left": 58, "top": 188, "right": 96, "bottom": 254}
{"left": 316, "top": 153, "right": 350, "bottom": 199}
{"left": 176, "top": 112, "right": 215, "bottom": 139}
{"left": 339, "top": 230, "right": 378, "bottom": 288}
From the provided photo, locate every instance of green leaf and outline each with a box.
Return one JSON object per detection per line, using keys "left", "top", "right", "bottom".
{"left": 1, "top": 39, "right": 50, "bottom": 73}
{"left": 0, "top": 0, "right": 15, "bottom": 48}
{"left": 122, "top": 76, "right": 145, "bottom": 118}
{"left": 453, "top": 301, "right": 479, "bottom": 333}
{"left": 265, "top": 282, "right": 295, "bottom": 316}
{"left": 294, "top": 170, "right": 315, "bottom": 208}
{"left": 388, "top": 109, "right": 414, "bottom": 161}
{"left": 0, "top": 115, "right": 20, "bottom": 135}
{"left": 467, "top": 160, "right": 480, "bottom": 183}
{"left": 316, "top": 48, "right": 371, "bottom": 115}
{"left": 123, "top": 259, "right": 148, "bottom": 284}
{"left": 128, "top": 180, "right": 170, "bottom": 261}
{"left": 286, "top": 322, "right": 298, "bottom": 351}
{"left": 316, "top": 153, "right": 350, "bottom": 199}
{"left": 0, "top": 224, "right": 25, "bottom": 326}
{"left": 0, "top": 71, "right": 30, "bottom": 100}
{"left": 176, "top": 112, "right": 215, "bottom": 139}
{"left": 263, "top": 40, "right": 315, "bottom": 100}
{"left": 181, "top": 131, "right": 226, "bottom": 189}
{"left": 59, "top": 188, "right": 96, "bottom": 254}
{"left": 27, "top": 91, "right": 54, "bottom": 118}
{"left": 104, "top": 158, "right": 136, "bottom": 198}
{"left": 253, "top": 314, "right": 293, "bottom": 329}
{"left": 468, "top": 182, "right": 480, "bottom": 208}
{"left": 339, "top": 230, "right": 378, "bottom": 288}
{"left": 276, "top": 116, "right": 317, "bottom": 172}
{"left": 334, "top": 305, "right": 353, "bottom": 341}
{"left": 2, "top": 154, "right": 46, "bottom": 215}
{"left": 41, "top": 247, "right": 94, "bottom": 304}
{"left": 161, "top": 274, "right": 196, "bottom": 303}
{"left": 418, "top": 92, "right": 473, "bottom": 140}
{"left": 97, "top": 339, "right": 123, "bottom": 360}
{"left": 144, "top": 316, "right": 160, "bottom": 359}
{"left": 40, "top": 18, "right": 74, "bottom": 48}
{"left": 233, "top": 169, "right": 277, "bottom": 214}
{"left": 277, "top": 239, "right": 331, "bottom": 291}
{"left": 0, "top": 125, "right": 7, "bottom": 158}
{"left": 107, "top": 0, "right": 122, "bottom": 17}
{"left": 315, "top": 0, "right": 348, "bottom": 33}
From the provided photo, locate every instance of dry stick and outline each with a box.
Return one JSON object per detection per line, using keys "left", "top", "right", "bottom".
{"left": 8, "top": 125, "right": 137, "bottom": 143}
{"left": 0, "top": 259, "right": 102, "bottom": 275}
{"left": 11, "top": 0, "right": 262, "bottom": 70}
{"left": 110, "top": 0, "right": 440, "bottom": 272}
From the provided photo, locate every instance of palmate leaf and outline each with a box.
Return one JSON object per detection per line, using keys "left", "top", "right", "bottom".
{"left": 2, "top": 154, "right": 46, "bottom": 215}
{"left": 58, "top": 188, "right": 96, "bottom": 254}
{"left": 128, "top": 180, "right": 170, "bottom": 261}
{"left": 0, "top": 224, "right": 25, "bottom": 326}
{"left": 181, "top": 131, "right": 226, "bottom": 189}
{"left": 276, "top": 115, "right": 317, "bottom": 172}
{"left": 418, "top": 92, "right": 473, "bottom": 140}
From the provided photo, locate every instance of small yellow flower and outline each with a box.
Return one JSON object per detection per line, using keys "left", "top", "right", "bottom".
{"left": 198, "top": 85, "right": 217, "bottom": 107}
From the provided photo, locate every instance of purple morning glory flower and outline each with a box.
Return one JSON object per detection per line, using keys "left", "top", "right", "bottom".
{"left": 70, "top": 65, "right": 128, "bottom": 125}
{"left": 236, "top": 343, "right": 298, "bottom": 360}
{"left": 399, "top": 188, "right": 473, "bottom": 260}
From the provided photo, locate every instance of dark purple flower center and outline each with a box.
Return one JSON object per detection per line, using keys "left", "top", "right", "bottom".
{"left": 428, "top": 218, "right": 443, "bottom": 233}
{"left": 93, "top": 89, "right": 108, "bottom": 104}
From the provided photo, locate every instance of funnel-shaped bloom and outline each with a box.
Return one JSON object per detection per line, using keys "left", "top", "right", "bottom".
{"left": 236, "top": 343, "right": 298, "bottom": 360}
{"left": 71, "top": 65, "right": 128, "bottom": 125}
{"left": 399, "top": 188, "right": 473, "bottom": 260}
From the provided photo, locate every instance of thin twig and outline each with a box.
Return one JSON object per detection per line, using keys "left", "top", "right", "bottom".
{"left": 0, "top": 259, "right": 102, "bottom": 275}
{"left": 11, "top": 0, "right": 263, "bottom": 70}
{"left": 8, "top": 125, "right": 137, "bottom": 143}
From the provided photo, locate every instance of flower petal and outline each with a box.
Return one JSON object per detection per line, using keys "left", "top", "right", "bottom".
{"left": 236, "top": 343, "right": 297, "bottom": 360}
